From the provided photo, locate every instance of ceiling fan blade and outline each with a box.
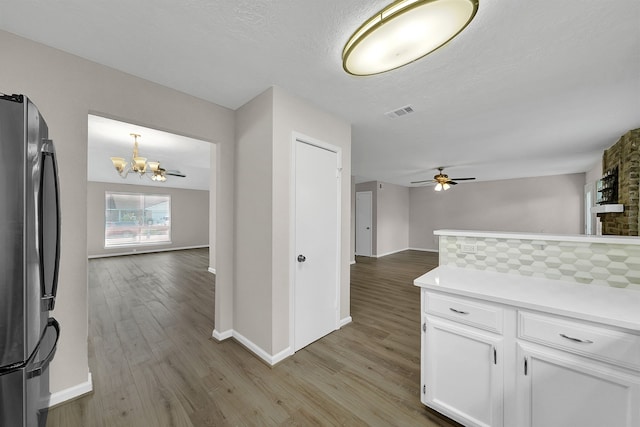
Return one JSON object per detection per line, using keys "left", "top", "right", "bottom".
{"left": 411, "top": 179, "right": 436, "bottom": 184}
{"left": 165, "top": 170, "right": 186, "bottom": 177}
{"left": 450, "top": 177, "right": 476, "bottom": 181}
{"left": 449, "top": 181, "right": 458, "bottom": 185}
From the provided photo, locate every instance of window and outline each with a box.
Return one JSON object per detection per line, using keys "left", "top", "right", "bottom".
{"left": 105, "top": 192, "right": 171, "bottom": 247}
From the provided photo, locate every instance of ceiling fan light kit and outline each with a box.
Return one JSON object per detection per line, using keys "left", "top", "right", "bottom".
{"left": 411, "top": 167, "right": 476, "bottom": 191}
{"left": 342, "top": 0, "right": 479, "bottom": 76}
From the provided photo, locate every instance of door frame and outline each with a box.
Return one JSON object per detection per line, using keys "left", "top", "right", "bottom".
{"left": 289, "top": 132, "right": 342, "bottom": 353}
{"left": 355, "top": 190, "right": 373, "bottom": 256}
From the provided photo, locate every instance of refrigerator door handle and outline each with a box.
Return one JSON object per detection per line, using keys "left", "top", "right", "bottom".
{"left": 38, "top": 140, "right": 61, "bottom": 311}
{"left": 26, "top": 318, "right": 60, "bottom": 379}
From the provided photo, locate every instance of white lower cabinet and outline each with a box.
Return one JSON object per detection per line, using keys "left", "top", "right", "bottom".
{"left": 423, "top": 316, "right": 503, "bottom": 427}
{"left": 516, "top": 343, "right": 640, "bottom": 427}
{"left": 421, "top": 290, "right": 640, "bottom": 427}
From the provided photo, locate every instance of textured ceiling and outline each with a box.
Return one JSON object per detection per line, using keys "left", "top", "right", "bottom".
{"left": 1, "top": 0, "right": 639, "bottom": 186}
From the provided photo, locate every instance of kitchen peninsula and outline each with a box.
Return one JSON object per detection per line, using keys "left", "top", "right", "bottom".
{"left": 414, "top": 230, "right": 640, "bottom": 427}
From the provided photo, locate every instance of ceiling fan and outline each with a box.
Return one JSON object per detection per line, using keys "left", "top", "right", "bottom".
{"left": 411, "top": 167, "right": 476, "bottom": 191}
{"left": 148, "top": 163, "right": 187, "bottom": 182}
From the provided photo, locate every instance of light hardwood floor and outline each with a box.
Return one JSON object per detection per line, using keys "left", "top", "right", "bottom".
{"left": 47, "top": 249, "right": 461, "bottom": 426}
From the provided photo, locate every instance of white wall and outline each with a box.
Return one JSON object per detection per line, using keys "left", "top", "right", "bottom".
{"left": 0, "top": 30, "right": 236, "bottom": 397}
{"left": 87, "top": 182, "right": 209, "bottom": 257}
{"left": 376, "top": 182, "right": 410, "bottom": 257}
{"left": 409, "top": 173, "right": 585, "bottom": 251}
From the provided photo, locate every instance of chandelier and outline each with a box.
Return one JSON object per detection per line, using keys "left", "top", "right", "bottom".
{"left": 110, "top": 133, "right": 167, "bottom": 182}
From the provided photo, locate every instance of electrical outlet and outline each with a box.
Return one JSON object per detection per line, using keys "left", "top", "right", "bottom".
{"left": 459, "top": 243, "right": 477, "bottom": 254}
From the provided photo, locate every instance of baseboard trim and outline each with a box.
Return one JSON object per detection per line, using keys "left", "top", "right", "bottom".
{"left": 339, "top": 316, "right": 353, "bottom": 328}
{"left": 270, "top": 346, "right": 294, "bottom": 365}
{"left": 49, "top": 372, "right": 93, "bottom": 408}
{"left": 212, "top": 328, "right": 232, "bottom": 341}
{"left": 212, "top": 328, "right": 293, "bottom": 365}
{"left": 208, "top": 267, "right": 216, "bottom": 275}
{"left": 408, "top": 247, "right": 439, "bottom": 253}
{"left": 374, "top": 248, "right": 411, "bottom": 258}
{"left": 88, "top": 245, "right": 209, "bottom": 259}
{"left": 232, "top": 330, "right": 292, "bottom": 366}
{"left": 350, "top": 260, "right": 356, "bottom": 265}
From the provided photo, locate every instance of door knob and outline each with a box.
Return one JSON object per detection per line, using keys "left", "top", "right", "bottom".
{"left": 297, "top": 254, "right": 306, "bottom": 262}
{"left": 366, "top": 227, "right": 370, "bottom": 230}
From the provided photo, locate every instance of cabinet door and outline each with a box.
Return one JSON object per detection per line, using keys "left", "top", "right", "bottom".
{"left": 423, "top": 316, "right": 503, "bottom": 427}
{"left": 517, "top": 343, "right": 640, "bottom": 427}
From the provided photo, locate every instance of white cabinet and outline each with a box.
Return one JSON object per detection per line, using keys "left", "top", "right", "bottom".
{"left": 420, "top": 289, "right": 640, "bottom": 427}
{"left": 516, "top": 311, "right": 640, "bottom": 427}
{"left": 516, "top": 342, "right": 640, "bottom": 427}
{"left": 423, "top": 316, "right": 503, "bottom": 427}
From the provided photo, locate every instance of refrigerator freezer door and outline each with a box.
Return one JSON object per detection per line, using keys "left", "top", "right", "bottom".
{"left": 0, "top": 96, "right": 27, "bottom": 367}
{"left": 0, "top": 317, "right": 59, "bottom": 427}
{"left": 0, "top": 368, "right": 25, "bottom": 427}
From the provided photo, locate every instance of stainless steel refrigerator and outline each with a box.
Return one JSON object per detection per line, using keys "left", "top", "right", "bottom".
{"left": 0, "top": 94, "right": 61, "bottom": 427}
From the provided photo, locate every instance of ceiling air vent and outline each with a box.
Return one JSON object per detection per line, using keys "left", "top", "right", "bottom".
{"left": 385, "top": 105, "right": 415, "bottom": 119}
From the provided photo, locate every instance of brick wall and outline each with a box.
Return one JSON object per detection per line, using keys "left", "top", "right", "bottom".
{"left": 600, "top": 129, "right": 640, "bottom": 235}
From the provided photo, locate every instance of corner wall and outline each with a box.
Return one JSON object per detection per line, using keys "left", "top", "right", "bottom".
{"left": 0, "top": 29, "right": 236, "bottom": 398}
{"left": 354, "top": 181, "right": 410, "bottom": 257}
{"left": 232, "top": 86, "right": 351, "bottom": 360}
{"left": 376, "top": 182, "right": 410, "bottom": 257}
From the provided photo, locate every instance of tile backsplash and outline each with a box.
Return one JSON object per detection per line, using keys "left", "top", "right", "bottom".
{"left": 439, "top": 235, "right": 640, "bottom": 289}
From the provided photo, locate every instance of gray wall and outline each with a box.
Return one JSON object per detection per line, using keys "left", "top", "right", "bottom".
{"left": 355, "top": 181, "right": 410, "bottom": 257}
{"left": 234, "top": 88, "right": 274, "bottom": 352}
{"left": 376, "top": 182, "right": 410, "bottom": 256}
{"left": 232, "top": 86, "right": 351, "bottom": 357}
{"left": 1, "top": 29, "right": 236, "bottom": 395}
{"left": 272, "top": 86, "right": 352, "bottom": 352}
{"left": 409, "top": 173, "right": 585, "bottom": 251}
{"left": 87, "top": 182, "right": 209, "bottom": 257}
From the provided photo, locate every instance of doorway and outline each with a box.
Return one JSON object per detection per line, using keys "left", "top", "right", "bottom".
{"left": 355, "top": 191, "right": 373, "bottom": 256}
{"left": 292, "top": 136, "right": 340, "bottom": 351}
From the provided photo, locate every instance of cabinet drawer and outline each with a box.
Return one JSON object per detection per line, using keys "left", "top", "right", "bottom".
{"left": 518, "top": 311, "right": 640, "bottom": 371}
{"left": 425, "top": 292, "right": 503, "bottom": 334}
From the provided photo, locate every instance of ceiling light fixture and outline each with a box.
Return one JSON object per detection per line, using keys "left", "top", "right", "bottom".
{"left": 342, "top": 0, "right": 479, "bottom": 76}
{"left": 110, "top": 133, "right": 167, "bottom": 182}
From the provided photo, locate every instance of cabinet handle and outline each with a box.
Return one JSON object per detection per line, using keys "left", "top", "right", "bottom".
{"left": 449, "top": 307, "right": 469, "bottom": 315}
{"left": 559, "top": 333, "right": 594, "bottom": 344}
{"left": 493, "top": 347, "right": 497, "bottom": 365}
{"left": 524, "top": 357, "right": 528, "bottom": 376}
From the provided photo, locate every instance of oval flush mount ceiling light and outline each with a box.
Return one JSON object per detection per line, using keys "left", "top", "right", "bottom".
{"left": 342, "top": 0, "right": 479, "bottom": 76}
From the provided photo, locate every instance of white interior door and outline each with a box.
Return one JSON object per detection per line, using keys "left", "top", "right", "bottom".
{"left": 293, "top": 138, "right": 340, "bottom": 351}
{"left": 355, "top": 191, "right": 372, "bottom": 256}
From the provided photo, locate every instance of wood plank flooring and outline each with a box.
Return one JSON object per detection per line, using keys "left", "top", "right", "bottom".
{"left": 47, "top": 249, "right": 461, "bottom": 426}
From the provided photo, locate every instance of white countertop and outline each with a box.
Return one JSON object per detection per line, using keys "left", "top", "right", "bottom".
{"left": 434, "top": 229, "right": 640, "bottom": 245}
{"left": 414, "top": 266, "right": 640, "bottom": 332}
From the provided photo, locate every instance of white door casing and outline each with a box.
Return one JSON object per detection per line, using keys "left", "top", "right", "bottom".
{"left": 291, "top": 135, "right": 341, "bottom": 352}
{"left": 584, "top": 182, "right": 597, "bottom": 235}
{"left": 355, "top": 191, "right": 372, "bottom": 256}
